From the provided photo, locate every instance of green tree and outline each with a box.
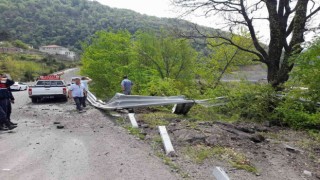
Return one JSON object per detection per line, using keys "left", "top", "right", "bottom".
{"left": 197, "top": 32, "right": 258, "bottom": 89}
{"left": 13, "top": 40, "right": 29, "bottom": 49}
{"left": 81, "top": 30, "right": 134, "bottom": 98}
{"left": 81, "top": 30, "right": 199, "bottom": 98}
{"left": 0, "top": 30, "right": 11, "bottom": 41}
{"left": 289, "top": 39, "right": 320, "bottom": 102}
{"left": 135, "top": 31, "right": 197, "bottom": 83}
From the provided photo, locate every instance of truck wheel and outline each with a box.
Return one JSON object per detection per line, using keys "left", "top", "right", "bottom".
{"left": 31, "top": 98, "right": 37, "bottom": 103}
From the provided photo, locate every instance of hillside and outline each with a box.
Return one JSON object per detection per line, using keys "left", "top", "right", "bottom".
{"left": 0, "top": 0, "right": 218, "bottom": 51}
{"left": 0, "top": 40, "right": 77, "bottom": 81}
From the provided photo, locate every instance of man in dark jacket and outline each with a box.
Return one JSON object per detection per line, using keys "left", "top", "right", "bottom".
{"left": 0, "top": 73, "right": 16, "bottom": 130}
{"left": 7, "top": 88, "right": 17, "bottom": 126}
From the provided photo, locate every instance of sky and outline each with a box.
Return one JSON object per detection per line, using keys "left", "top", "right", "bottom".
{"left": 95, "top": 0, "right": 319, "bottom": 44}
{"left": 96, "top": 0, "right": 176, "bottom": 18}
{"left": 95, "top": 0, "right": 215, "bottom": 28}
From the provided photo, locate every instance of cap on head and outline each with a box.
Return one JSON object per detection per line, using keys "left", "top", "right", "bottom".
{"left": 123, "top": 75, "right": 128, "bottom": 79}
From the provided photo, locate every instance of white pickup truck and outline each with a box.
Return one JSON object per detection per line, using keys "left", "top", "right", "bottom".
{"left": 28, "top": 75, "right": 68, "bottom": 103}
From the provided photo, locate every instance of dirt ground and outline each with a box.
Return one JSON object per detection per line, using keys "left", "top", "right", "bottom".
{"left": 130, "top": 107, "right": 320, "bottom": 180}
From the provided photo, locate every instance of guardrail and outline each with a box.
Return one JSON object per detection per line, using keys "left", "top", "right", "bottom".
{"left": 86, "top": 91, "right": 231, "bottom": 113}
{"left": 86, "top": 91, "right": 196, "bottom": 111}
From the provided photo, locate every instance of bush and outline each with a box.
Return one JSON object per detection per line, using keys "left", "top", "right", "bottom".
{"left": 274, "top": 38, "right": 320, "bottom": 129}
{"left": 142, "top": 78, "right": 181, "bottom": 96}
{"left": 275, "top": 90, "right": 320, "bottom": 129}
{"left": 217, "top": 82, "right": 277, "bottom": 121}
{"left": 13, "top": 40, "right": 29, "bottom": 49}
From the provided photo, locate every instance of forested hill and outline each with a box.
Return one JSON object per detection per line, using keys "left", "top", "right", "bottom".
{"left": 0, "top": 0, "right": 217, "bottom": 50}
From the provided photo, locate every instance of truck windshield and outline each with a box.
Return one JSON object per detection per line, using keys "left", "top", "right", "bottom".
{"left": 36, "top": 81, "right": 64, "bottom": 86}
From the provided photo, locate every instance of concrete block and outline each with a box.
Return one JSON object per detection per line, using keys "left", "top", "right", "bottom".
{"left": 158, "top": 126, "right": 175, "bottom": 155}
{"left": 213, "top": 167, "right": 230, "bottom": 180}
{"left": 128, "top": 113, "right": 138, "bottom": 128}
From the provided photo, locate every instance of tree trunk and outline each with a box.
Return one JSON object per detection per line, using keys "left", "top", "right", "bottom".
{"left": 267, "top": 63, "right": 279, "bottom": 87}
{"left": 267, "top": 56, "right": 293, "bottom": 88}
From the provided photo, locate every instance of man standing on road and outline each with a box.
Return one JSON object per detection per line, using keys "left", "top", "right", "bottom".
{"left": 7, "top": 86, "right": 17, "bottom": 126}
{"left": 0, "top": 73, "right": 16, "bottom": 130}
{"left": 69, "top": 77, "right": 86, "bottom": 113}
{"left": 81, "top": 76, "right": 92, "bottom": 108}
{"left": 121, "top": 75, "right": 133, "bottom": 95}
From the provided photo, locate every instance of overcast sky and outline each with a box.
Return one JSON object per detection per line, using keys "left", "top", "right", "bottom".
{"left": 96, "top": 0, "right": 175, "bottom": 18}
{"left": 95, "top": 0, "right": 215, "bottom": 28}
{"left": 95, "top": 0, "right": 319, "bottom": 43}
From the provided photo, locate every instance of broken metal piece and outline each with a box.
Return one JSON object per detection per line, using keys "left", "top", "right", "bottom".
{"left": 172, "top": 103, "right": 195, "bottom": 115}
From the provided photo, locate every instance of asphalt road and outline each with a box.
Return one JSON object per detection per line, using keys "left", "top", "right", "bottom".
{"left": 0, "top": 69, "right": 179, "bottom": 180}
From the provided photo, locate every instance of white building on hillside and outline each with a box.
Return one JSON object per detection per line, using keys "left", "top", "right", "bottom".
{"left": 39, "top": 45, "right": 76, "bottom": 60}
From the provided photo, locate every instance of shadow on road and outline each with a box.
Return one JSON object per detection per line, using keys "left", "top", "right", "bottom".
{"left": 28, "top": 98, "right": 68, "bottom": 104}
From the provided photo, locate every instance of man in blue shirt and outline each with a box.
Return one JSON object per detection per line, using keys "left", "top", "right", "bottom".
{"left": 69, "top": 78, "right": 86, "bottom": 113}
{"left": 121, "top": 75, "right": 133, "bottom": 95}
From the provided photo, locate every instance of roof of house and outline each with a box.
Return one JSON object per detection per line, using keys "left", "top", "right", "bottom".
{"left": 41, "top": 45, "right": 63, "bottom": 48}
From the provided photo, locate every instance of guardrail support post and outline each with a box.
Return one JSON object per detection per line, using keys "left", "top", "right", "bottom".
{"left": 128, "top": 113, "right": 138, "bottom": 128}
{"left": 158, "top": 126, "right": 175, "bottom": 155}
{"left": 213, "top": 167, "right": 230, "bottom": 180}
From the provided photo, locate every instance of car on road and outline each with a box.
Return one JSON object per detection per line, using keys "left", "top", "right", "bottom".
{"left": 28, "top": 75, "right": 68, "bottom": 103}
{"left": 10, "top": 82, "right": 28, "bottom": 91}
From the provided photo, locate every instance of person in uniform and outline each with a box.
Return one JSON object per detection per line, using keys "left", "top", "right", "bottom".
{"left": 7, "top": 87, "right": 17, "bottom": 126}
{"left": 0, "top": 73, "right": 16, "bottom": 130}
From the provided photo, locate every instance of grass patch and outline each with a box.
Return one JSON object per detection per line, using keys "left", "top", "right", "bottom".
{"left": 308, "top": 130, "right": 320, "bottom": 143}
{"left": 156, "top": 152, "right": 180, "bottom": 170}
{"left": 151, "top": 135, "right": 163, "bottom": 150}
{"left": 184, "top": 145, "right": 215, "bottom": 164}
{"left": 125, "top": 126, "right": 146, "bottom": 140}
{"left": 155, "top": 152, "right": 189, "bottom": 178}
{"left": 184, "top": 145, "right": 258, "bottom": 173}
{"left": 188, "top": 105, "right": 239, "bottom": 123}
{"left": 115, "top": 117, "right": 126, "bottom": 126}
{"left": 139, "top": 112, "right": 180, "bottom": 128}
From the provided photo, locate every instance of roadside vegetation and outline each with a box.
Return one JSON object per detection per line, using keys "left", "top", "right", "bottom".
{"left": 83, "top": 29, "right": 320, "bottom": 176}
{"left": 82, "top": 29, "right": 320, "bottom": 132}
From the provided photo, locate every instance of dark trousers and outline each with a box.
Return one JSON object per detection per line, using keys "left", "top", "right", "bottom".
{"left": 123, "top": 90, "right": 131, "bottom": 95}
{"left": 0, "top": 99, "right": 8, "bottom": 124}
{"left": 73, "top": 97, "right": 83, "bottom": 111}
{"left": 81, "top": 95, "right": 87, "bottom": 107}
{"left": 7, "top": 100, "right": 11, "bottom": 121}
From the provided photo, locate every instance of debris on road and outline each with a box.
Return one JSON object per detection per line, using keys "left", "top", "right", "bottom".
{"left": 284, "top": 144, "right": 304, "bottom": 153}
{"left": 56, "top": 125, "right": 64, "bottom": 129}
